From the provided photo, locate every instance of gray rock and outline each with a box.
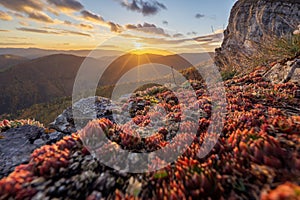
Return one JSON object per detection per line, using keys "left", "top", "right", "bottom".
{"left": 49, "top": 96, "right": 114, "bottom": 134}
{"left": 215, "top": 0, "right": 300, "bottom": 70}
{"left": 47, "top": 131, "right": 64, "bottom": 144}
{"left": 264, "top": 58, "right": 300, "bottom": 83}
{"left": 0, "top": 125, "right": 66, "bottom": 178}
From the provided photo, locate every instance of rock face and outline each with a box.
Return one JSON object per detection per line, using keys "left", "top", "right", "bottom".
{"left": 0, "top": 125, "right": 64, "bottom": 178}
{"left": 215, "top": 0, "right": 300, "bottom": 70}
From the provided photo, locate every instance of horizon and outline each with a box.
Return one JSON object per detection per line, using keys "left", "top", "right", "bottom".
{"left": 0, "top": 46, "right": 216, "bottom": 59}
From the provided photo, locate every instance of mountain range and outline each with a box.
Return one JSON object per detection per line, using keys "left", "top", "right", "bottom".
{"left": 0, "top": 54, "right": 29, "bottom": 72}
{"left": 0, "top": 51, "right": 213, "bottom": 115}
{"left": 0, "top": 48, "right": 123, "bottom": 59}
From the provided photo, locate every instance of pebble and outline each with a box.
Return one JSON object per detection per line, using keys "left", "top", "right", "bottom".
{"left": 287, "top": 61, "right": 294, "bottom": 66}
{"left": 57, "top": 185, "right": 67, "bottom": 195}
{"left": 31, "top": 177, "right": 46, "bottom": 187}
{"left": 70, "top": 162, "right": 80, "bottom": 171}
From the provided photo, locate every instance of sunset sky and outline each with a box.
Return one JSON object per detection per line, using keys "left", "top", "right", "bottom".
{"left": 0, "top": 0, "right": 236, "bottom": 53}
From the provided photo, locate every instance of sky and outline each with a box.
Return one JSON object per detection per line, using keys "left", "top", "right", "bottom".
{"left": 0, "top": 0, "right": 237, "bottom": 53}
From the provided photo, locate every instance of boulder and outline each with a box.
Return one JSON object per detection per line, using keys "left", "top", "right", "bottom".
{"left": 49, "top": 96, "right": 114, "bottom": 134}
{"left": 264, "top": 57, "right": 300, "bottom": 83}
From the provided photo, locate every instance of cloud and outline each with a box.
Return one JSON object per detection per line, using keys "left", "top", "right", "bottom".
{"left": 64, "top": 30, "right": 91, "bottom": 37}
{"left": 17, "top": 27, "right": 59, "bottom": 34}
{"left": 162, "top": 20, "right": 168, "bottom": 25}
{"left": 47, "top": 7, "right": 60, "bottom": 16}
{"left": 46, "top": 0, "right": 84, "bottom": 12}
{"left": 195, "top": 13, "right": 205, "bottom": 19}
{"left": 0, "top": 0, "right": 56, "bottom": 24}
{"left": 44, "top": 26, "right": 92, "bottom": 37}
{"left": 6, "top": 36, "right": 27, "bottom": 39}
{"left": 63, "top": 20, "right": 94, "bottom": 30}
{"left": 81, "top": 9, "right": 167, "bottom": 35}
{"left": 81, "top": 10, "right": 105, "bottom": 23}
{"left": 80, "top": 10, "right": 122, "bottom": 33}
{"left": 107, "top": 21, "right": 123, "bottom": 33}
{"left": 27, "top": 11, "right": 54, "bottom": 23}
{"left": 192, "top": 38, "right": 213, "bottom": 43}
{"left": 0, "top": 11, "right": 12, "bottom": 21}
{"left": 173, "top": 33, "right": 184, "bottom": 38}
{"left": 142, "top": 37, "right": 190, "bottom": 45}
{"left": 194, "top": 31, "right": 223, "bottom": 43}
{"left": 0, "top": 0, "right": 44, "bottom": 12}
{"left": 187, "top": 31, "right": 197, "bottom": 36}
{"left": 121, "top": 33, "right": 190, "bottom": 45}
{"left": 17, "top": 27, "right": 91, "bottom": 37}
{"left": 7, "top": 11, "right": 24, "bottom": 18}
{"left": 121, "top": 30, "right": 223, "bottom": 50}
{"left": 125, "top": 22, "right": 170, "bottom": 37}
{"left": 18, "top": 21, "right": 29, "bottom": 26}
{"left": 64, "top": 20, "right": 72, "bottom": 25}
{"left": 174, "top": 43, "right": 221, "bottom": 52}
{"left": 79, "top": 23, "right": 93, "bottom": 30}
{"left": 0, "top": 42, "right": 34, "bottom": 46}
{"left": 117, "top": 0, "right": 166, "bottom": 16}
{"left": 175, "top": 44, "right": 203, "bottom": 49}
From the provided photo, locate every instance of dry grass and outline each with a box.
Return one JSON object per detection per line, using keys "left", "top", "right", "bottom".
{"left": 249, "top": 33, "right": 300, "bottom": 67}
{"left": 221, "top": 30, "right": 300, "bottom": 78}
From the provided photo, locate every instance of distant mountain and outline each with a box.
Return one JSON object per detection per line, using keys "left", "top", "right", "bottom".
{"left": 0, "top": 54, "right": 29, "bottom": 72}
{"left": 0, "top": 54, "right": 104, "bottom": 114}
{"left": 98, "top": 52, "right": 213, "bottom": 86}
{"left": 0, "top": 48, "right": 123, "bottom": 59}
{"left": 0, "top": 52, "right": 213, "bottom": 114}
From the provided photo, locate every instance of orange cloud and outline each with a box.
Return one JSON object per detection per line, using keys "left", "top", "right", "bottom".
{"left": 79, "top": 23, "right": 94, "bottom": 30}
{"left": 0, "top": 0, "right": 56, "bottom": 24}
{"left": 80, "top": 10, "right": 105, "bottom": 24}
{"left": 27, "top": 11, "right": 54, "bottom": 23}
{"left": 17, "top": 27, "right": 91, "bottom": 37}
{"left": 0, "top": 11, "right": 12, "bottom": 21}
{"left": 80, "top": 10, "right": 122, "bottom": 33}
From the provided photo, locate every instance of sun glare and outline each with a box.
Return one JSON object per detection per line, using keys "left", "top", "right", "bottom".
{"left": 134, "top": 42, "right": 143, "bottom": 49}
{"left": 129, "top": 48, "right": 174, "bottom": 56}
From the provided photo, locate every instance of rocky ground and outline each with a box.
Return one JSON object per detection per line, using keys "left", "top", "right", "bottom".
{"left": 0, "top": 66, "right": 299, "bottom": 199}
{"left": 0, "top": 124, "right": 64, "bottom": 179}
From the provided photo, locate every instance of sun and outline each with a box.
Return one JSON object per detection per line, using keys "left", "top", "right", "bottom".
{"left": 130, "top": 48, "right": 174, "bottom": 56}
{"left": 130, "top": 41, "right": 174, "bottom": 55}
{"left": 134, "top": 42, "right": 143, "bottom": 49}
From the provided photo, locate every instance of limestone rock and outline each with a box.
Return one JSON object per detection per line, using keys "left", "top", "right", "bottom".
{"left": 264, "top": 57, "right": 300, "bottom": 83}
{"left": 215, "top": 0, "right": 300, "bottom": 70}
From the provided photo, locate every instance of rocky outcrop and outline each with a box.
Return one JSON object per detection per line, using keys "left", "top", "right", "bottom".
{"left": 49, "top": 96, "right": 114, "bottom": 134}
{"left": 0, "top": 125, "right": 64, "bottom": 178}
{"left": 264, "top": 57, "right": 300, "bottom": 84}
{"left": 215, "top": 0, "right": 300, "bottom": 70}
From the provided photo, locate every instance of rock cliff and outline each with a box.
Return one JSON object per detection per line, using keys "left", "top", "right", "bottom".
{"left": 215, "top": 0, "right": 300, "bottom": 70}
